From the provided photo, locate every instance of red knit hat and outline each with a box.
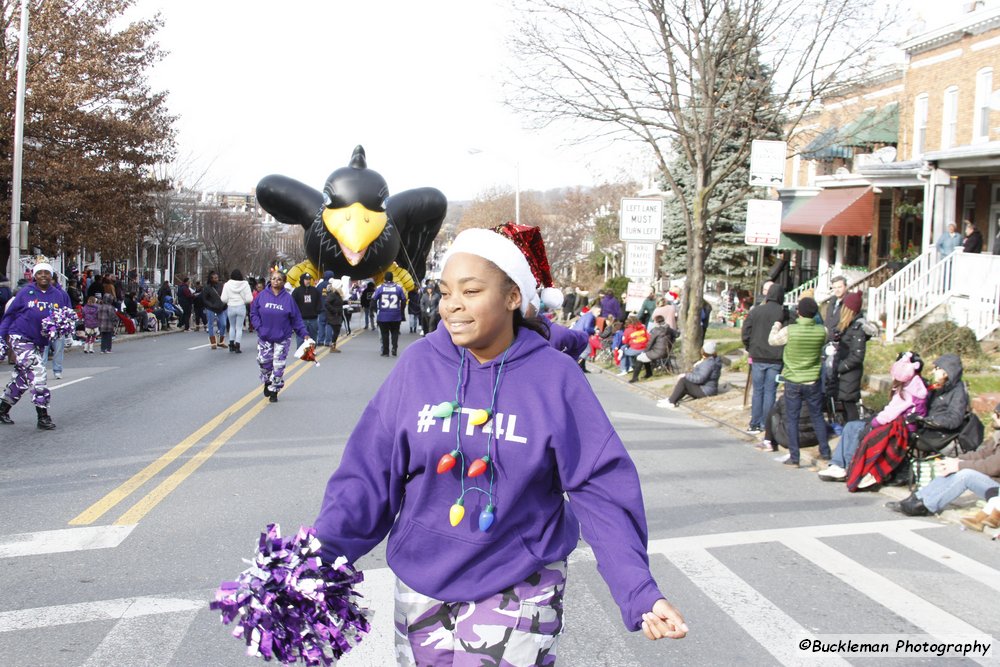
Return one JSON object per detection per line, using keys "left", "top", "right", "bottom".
{"left": 842, "top": 291, "right": 863, "bottom": 314}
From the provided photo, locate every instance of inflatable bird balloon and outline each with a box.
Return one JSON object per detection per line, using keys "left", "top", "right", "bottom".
{"left": 256, "top": 146, "right": 447, "bottom": 291}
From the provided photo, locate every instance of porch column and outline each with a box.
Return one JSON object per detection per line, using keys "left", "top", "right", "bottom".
{"left": 818, "top": 236, "right": 831, "bottom": 279}
{"left": 835, "top": 235, "right": 847, "bottom": 271}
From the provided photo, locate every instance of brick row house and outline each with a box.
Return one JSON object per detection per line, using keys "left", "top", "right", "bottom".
{"left": 777, "top": 3, "right": 1000, "bottom": 341}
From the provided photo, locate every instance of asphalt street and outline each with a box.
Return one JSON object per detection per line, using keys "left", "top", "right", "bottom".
{"left": 1, "top": 327, "right": 998, "bottom": 666}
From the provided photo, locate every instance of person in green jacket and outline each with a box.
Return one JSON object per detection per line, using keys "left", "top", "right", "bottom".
{"left": 768, "top": 297, "right": 830, "bottom": 467}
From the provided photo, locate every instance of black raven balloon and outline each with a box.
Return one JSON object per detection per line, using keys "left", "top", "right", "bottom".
{"left": 256, "top": 146, "right": 447, "bottom": 290}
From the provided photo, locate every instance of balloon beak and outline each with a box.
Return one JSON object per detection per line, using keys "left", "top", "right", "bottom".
{"left": 322, "top": 203, "right": 387, "bottom": 265}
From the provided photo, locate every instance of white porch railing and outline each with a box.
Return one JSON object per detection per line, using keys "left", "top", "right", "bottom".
{"left": 783, "top": 275, "right": 819, "bottom": 307}
{"left": 869, "top": 250, "right": 1000, "bottom": 342}
{"left": 867, "top": 248, "right": 938, "bottom": 341}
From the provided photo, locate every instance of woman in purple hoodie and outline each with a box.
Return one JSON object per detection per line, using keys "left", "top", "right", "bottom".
{"left": 249, "top": 271, "right": 311, "bottom": 403}
{"left": 314, "top": 228, "right": 687, "bottom": 664}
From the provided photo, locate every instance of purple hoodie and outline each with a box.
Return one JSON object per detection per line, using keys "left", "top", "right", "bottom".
{"left": 0, "top": 283, "right": 72, "bottom": 347}
{"left": 546, "top": 320, "right": 588, "bottom": 358}
{"left": 250, "top": 287, "right": 308, "bottom": 343}
{"left": 314, "top": 325, "right": 664, "bottom": 630}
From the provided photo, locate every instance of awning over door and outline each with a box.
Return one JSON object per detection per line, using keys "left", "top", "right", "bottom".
{"left": 780, "top": 186, "right": 875, "bottom": 236}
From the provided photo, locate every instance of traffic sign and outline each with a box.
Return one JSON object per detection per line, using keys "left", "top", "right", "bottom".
{"left": 744, "top": 200, "right": 783, "bottom": 246}
{"left": 624, "top": 241, "right": 656, "bottom": 279}
{"left": 619, "top": 198, "right": 663, "bottom": 241}
{"left": 749, "top": 139, "right": 787, "bottom": 187}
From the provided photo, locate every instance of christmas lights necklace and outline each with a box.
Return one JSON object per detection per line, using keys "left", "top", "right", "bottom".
{"left": 432, "top": 346, "right": 510, "bottom": 532}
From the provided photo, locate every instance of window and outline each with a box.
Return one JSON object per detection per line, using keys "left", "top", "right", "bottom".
{"left": 942, "top": 86, "right": 958, "bottom": 149}
{"left": 913, "top": 94, "right": 929, "bottom": 157}
{"left": 974, "top": 68, "right": 993, "bottom": 142}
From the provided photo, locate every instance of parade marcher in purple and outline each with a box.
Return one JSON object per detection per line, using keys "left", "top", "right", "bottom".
{"left": 373, "top": 271, "right": 406, "bottom": 357}
{"left": 314, "top": 228, "right": 688, "bottom": 666}
{"left": 250, "top": 271, "right": 311, "bottom": 403}
{"left": 0, "top": 263, "right": 72, "bottom": 429}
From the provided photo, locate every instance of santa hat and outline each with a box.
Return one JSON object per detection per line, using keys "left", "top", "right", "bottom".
{"left": 442, "top": 228, "right": 537, "bottom": 315}
{"left": 493, "top": 223, "right": 564, "bottom": 311}
{"left": 444, "top": 224, "right": 567, "bottom": 315}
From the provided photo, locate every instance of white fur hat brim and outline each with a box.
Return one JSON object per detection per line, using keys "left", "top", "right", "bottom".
{"left": 32, "top": 262, "right": 53, "bottom": 276}
{"left": 442, "top": 228, "right": 536, "bottom": 315}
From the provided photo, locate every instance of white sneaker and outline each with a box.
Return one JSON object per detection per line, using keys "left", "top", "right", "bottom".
{"left": 858, "top": 473, "right": 878, "bottom": 489}
{"left": 818, "top": 464, "right": 846, "bottom": 481}
{"left": 774, "top": 453, "right": 790, "bottom": 462}
{"left": 617, "top": 370, "right": 628, "bottom": 376}
{"left": 54, "top": 373, "right": 62, "bottom": 380}
{"left": 657, "top": 400, "right": 678, "bottom": 409}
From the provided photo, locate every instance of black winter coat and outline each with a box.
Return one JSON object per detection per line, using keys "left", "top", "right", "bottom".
{"left": 742, "top": 283, "right": 786, "bottom": 364}
{"left": 834, "top": 317, "right": 872, "bottom": 402}
{"left": 925, "top": 354, "right": 969, "bottom": 431}
{"left": 323, "top": 291, "right": 344, "bottom": 326}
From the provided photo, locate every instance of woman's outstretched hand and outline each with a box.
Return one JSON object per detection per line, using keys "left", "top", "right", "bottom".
{"left": 641, "top": 598, "right": 688, "bottom": 640}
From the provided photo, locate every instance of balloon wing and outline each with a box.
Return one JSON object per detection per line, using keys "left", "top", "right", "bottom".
{"left": 386, "top": 187, "right": 447, "bottom": 284}
{"left": 256, "top": 175, "right": 324, "bottom": 229}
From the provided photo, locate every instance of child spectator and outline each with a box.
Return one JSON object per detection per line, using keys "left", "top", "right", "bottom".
{"left": 819, "top": 351, "right": 927, "bottom": 482}
{"left": 82, "top": 296, "right": 99, "bottom": 354}
{"left": 97, "top": 294, "right": 117, "bottom": 353}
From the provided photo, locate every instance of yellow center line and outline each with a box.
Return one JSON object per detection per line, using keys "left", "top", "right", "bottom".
{"left": 66, "top": 331, "right": 363, "bottom": 527}
{"left": 111, "top": 348, "right": 329, "bottom": 525}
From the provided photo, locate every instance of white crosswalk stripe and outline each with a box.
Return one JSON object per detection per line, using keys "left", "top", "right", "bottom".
{"left": 1, "top": 520, "right": 996, "bottom": 665}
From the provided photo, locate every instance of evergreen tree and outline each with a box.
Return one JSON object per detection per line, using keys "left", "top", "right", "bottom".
{"left": 661, "top": 22, "right": 781, "bottom": 288}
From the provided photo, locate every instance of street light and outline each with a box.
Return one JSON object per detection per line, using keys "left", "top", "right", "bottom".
{"left": 8, "top": 0, "right": 29, "bottom": 278}
{"left": 467, "top": 148, "right": 520, "bottom": 226}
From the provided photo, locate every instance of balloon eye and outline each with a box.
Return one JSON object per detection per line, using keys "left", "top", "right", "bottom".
{"left": 381, "top": 198, "right": 389, "bottom": 212}
{"left": 322, "top": 192, "right": 332, "bottom": 208}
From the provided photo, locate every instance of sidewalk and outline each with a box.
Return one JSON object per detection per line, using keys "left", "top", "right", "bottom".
{"left": 593, "top": 358, "right": 993, "bottom": 536}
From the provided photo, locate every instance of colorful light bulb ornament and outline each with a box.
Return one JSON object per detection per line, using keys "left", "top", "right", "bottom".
{"left": 432, "top": 401, "right": 458, "bottom": 418}
{"left": 468, "top": 408, "right": 492, "bottom": 426}
{"left": 478, "top": 504, "right": 496, "bottom": 532}
{"left": 449, "top": 499, "right": 465, "bottom": 527}
{"left": 436, "top": 450, "right": 460, "bottom": 474}
{"left": 467, "top": 455, "right": 490, "bottom": 478}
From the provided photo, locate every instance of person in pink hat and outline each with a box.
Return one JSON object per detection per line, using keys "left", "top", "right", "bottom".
{"left": 820, "top": 351, "right": 927, "bottom": 482}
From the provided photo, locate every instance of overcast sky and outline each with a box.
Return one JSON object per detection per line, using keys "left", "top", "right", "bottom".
{"left": 132, "top": 0, "right": 965, "bottom": 201}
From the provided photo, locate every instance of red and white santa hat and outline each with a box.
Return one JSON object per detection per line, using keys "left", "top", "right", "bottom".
{"left": 442, "top": 223, "right": 564, "bottom": 314}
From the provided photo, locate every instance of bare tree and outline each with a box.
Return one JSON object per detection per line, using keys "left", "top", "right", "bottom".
{"left": 198, "top": 209, "right": 261, "bottom": 278}
{"left": 508, "top": 0, "right": 895, "bottom": 364}
{"left": 455, "top": 187, "right": 545, "bottom": 233}
{"left": 543, "top": 182, "right": 637, "bottom": 280}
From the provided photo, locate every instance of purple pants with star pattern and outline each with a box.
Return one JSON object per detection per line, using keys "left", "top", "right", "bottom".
{"left": 393, "top": 560, "right": 566, "bottom": 667}
{"left": 257, "top": 338, "right": 291, "bottom": 393}
{"left": 3, "top": 337, "right": 50, "bottom": 408}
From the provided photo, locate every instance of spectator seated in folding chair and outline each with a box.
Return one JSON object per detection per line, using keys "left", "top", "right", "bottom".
{"left": 886, "top": 405, "right": 995, "bottom": 519}
{"left": 819, "top": 351, "right": 927, "bottom": 484}
{"left": 629, "top": 315, "right": 676, "bottom": 382}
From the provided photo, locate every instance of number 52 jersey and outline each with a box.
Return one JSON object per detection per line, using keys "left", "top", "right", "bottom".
{"left": 373, "top": 281, "right": 407, "bottom": 322}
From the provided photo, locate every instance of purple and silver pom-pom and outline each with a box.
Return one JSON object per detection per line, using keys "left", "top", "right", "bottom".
{"left": 211, "top": 524, "right": 371, "bottom": 665}
{"left": 41, "top": 306, "right": 78, "bottom": 339}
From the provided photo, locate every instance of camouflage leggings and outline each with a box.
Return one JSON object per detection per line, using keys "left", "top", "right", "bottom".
{"left": 256, "top": 338, "right": 291, "bottom": 392}
{"left": 394, "top": 560, "right": 566, "bottom": 667}
{"left": 2, "top": 337, "right": 49, "bottom": 408}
